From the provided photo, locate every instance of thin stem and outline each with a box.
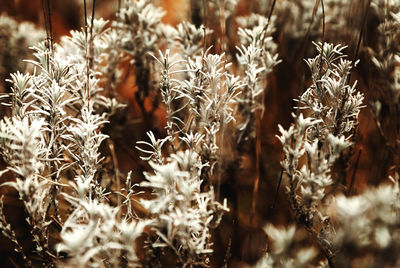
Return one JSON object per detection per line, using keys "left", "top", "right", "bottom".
{"left": 316, "top": 0, "right": 325, "bottom": 95}
{"left": 89, "top": 0, "right": 96, "bottom": 70}
{"left": 347, "top": 149, "right": 362, "bottom": 195}
{"left": 83, "top": 0, "right": 90, "bottom": 103}
{"left": 41, "top": 0, "right": 49, "bottom": 44}
{"left": 260, "top": 0, "right": 276, "bottom": 50}
{"left": 250, "top": 111, "right": 262, "bottom": 224}
{"left": 348, "top": 0, "right": 371, "bottom": 84}
{"left": 219, "top": 0, "right": 226, "bottom": 54}
{"left": 271, "top": 167, "right": 284, "bottom": 209}
{"left": 47, "top": 0, "right": 53, "bottom": 53}
{"left": 41, "top": 0, "right": 50, "bottom": 71}
{"left": 297, "top": 0, "right": 321, "bottom": 96}
{"left": 320, "top": 0, "right": 325, "bottom": 40}
{"left": 108, "top": 139, "right": 121, "bottom": 218}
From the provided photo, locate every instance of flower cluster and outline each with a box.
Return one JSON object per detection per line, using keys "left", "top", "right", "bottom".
{"left": 277, "top": 42, "right": 364, "bottom": 264}
{"left": 57, "top": 196, "right": 149, "bottom": 267}
{"left": 255, "top": 225, "right": 320, "bottom": 268}
{"left": 139, "top": 150, "right": 228, "bottom": 266}
{"left": 332, "top": 180, "right": 400, "bottom": 267}
{"left": 368, "top": 1, "right": 400, "bottom": 154}
{"left": 3, "top": 1, "right": 400, "bottom": 268}
{"left": 236, "top": 13, "right": 280, "bottom": 142}
{"left": 0, "top": 14, "right": 45, "bottom": 90}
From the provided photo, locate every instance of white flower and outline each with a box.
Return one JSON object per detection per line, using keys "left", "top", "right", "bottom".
{"left": 265, "top": 224, "right": 296, "bottom": 255}
{"left": 375, "top": 227, "right": 391, "bottom": 248}
{"left": 57, "top": 223, "right": 95, "bottom": 255}
{"left": 336, "top": 195, "right": 367, "bottom": 218}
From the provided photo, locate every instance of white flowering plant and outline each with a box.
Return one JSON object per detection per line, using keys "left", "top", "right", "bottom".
{"left": 0, "top": 1, "right": 399, "bottom": 268}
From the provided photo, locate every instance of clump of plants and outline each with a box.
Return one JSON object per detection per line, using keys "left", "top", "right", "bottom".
{"left": 0, "top": 0, "right": 400, "bottom": 267}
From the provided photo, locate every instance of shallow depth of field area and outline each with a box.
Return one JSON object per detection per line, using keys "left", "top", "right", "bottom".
{"left": 0, "top": 0, "right": 400, "bottom": 267}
